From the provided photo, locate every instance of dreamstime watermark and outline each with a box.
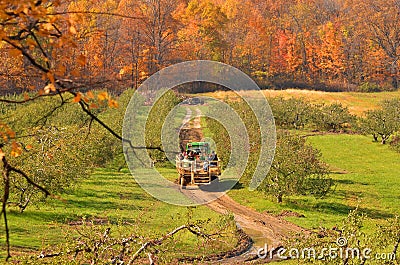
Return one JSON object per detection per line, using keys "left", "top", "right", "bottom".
{"left": 257, "top": 237, "right": 396, "bottom": 261}
{"left": 122, "top": 60, "right": 276, "bottom": 206}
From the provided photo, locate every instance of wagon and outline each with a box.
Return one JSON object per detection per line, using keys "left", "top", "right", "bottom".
{"left": 176, "top": 142, "right": 221, "bottom": 186}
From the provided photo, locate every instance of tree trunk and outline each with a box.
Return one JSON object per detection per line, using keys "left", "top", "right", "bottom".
{"left": 392, "top": 75, "right": 398, "bottom": 90}
{"left": 392, "top": 236, "right": 400, "bottom": 259}
{"left": 277, "top": 193, "right": 283, "bottom": 203}
{"left": 381, "top": 135, "right": 389, "bottom": 144}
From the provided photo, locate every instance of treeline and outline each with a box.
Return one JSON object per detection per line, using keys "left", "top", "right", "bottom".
{"left": 270, "top": 97, "right": 400, "bottom": 148}
{"left": 1, "top": 0, "right": 400, "bottom": 94}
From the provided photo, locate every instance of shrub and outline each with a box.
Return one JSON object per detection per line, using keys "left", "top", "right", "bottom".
{"left": 205, "top": 99, "right": 333, "bottom": 202}
{"left": 260, "top": 130, "right": 332, "bottom": 203}
{"left": 145, "top": 90, "right": 182, "bottom": 162}
{"left": 311, "top": 103, "right": 355, "bottom": 132}
{"left": 5, "top": 126, "right": 94, "bottom": 211}
{"left": 269, "top": 97, "right": 313, "bottom": 129}
{"left": 358, "top": 82, "right": 382, "bottom": 92}
{"left": 359, "top": 98, "right": 400, "bottom": 144}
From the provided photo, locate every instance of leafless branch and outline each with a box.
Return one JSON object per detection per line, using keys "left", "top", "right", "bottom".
{"left": 127, "top": 224, "right": 215, "bottom": 264}
{"left": 38, "top": 224, "right": 219, "bottom": 264}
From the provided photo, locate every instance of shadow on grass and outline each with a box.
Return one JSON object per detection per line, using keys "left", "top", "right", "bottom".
{"left": 64, "top": 198, "right": 145, "bottom": 212}
{"left": 284, "top": 199, "right": 394, "bottom": 220}
{"left": 84, "top": 180, "right": 139, "bottom": 187}
{"left": 9, "top": 210, "right": 82, "bottom": 224}
{"left": 92, "top": 169, "right": 130, "bottom": 175}
{"left": 232, "top": 182, "right": 244, "bottom": 190}
{"left": 283, "top": 199, "right": 351, "bottom": 215}
{"left": 74, "top": 189, "right": 150, "bottom": 201}
{"left": 335, "top": 179, "right": 370, "bottom": 186}
{"left": 335, "top": 179, "right": 355, "bottom": 185}
{"left": 10, "top": 206, "right": 140, "bottom": 225}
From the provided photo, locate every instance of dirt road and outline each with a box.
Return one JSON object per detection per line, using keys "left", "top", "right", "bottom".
{"left": 178, "top": 106, "right": 306, "bottom": 263}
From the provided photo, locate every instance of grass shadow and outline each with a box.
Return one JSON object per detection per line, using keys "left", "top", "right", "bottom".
{"left": 9, "top": 210, "right": 82, "bottom": 224}
{"left": 231, "top": 182, "right": 244, "bottom": 190}
{"left": 284, "top": 199, "right": 394, "bottom": 220}
{"left": 335, "top": 179, "right": 355, "bottom": 185}
{"left": 334, "top": 179, "right": 370, "bottom": 186}
{"left": 64, "top": 198, "right": 145, "bottom": 212}
{"left": 357, "top": 207, "right": 395, "bottom": 219}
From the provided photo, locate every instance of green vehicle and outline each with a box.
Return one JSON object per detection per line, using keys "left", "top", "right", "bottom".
{"left": 176, "top": 142, "right": 221, "bottom": 186}
{"left": 186, "top": 142, "right": 209, "bottom": 156}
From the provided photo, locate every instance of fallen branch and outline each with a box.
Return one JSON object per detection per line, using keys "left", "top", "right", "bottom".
{"left": 127, "top": 224, "right": 214, "bottom": 265}
{"left": 38, "top": 223, "right": 220, "bottom": 264}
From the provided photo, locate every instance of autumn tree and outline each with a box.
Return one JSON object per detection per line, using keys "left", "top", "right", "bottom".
{"left": 139, "top": 0, "right": 180, "bottom": 74}
{"left": 314, "top": 21, "right": 346, "bottom": 81}
{"left": 174, "top": 0, "right": 228, "bottom": 61}
{"left": 357, "top": 0, "right": 400, "bottom": 89}
{"left": 281, "top": 1, "right": 317, "bottom": 81}
{"left": 221, "top": 0, "right": 275, "bottom": 77}
{"left": 112, "top": 0, "right": 182, "bottom": 89}
{"left": 0, "top": 43, "right": 25, "bottom": 93}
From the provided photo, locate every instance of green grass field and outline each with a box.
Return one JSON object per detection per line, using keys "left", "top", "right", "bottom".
{"left": 198, "top": 89, "right": 400, "bottom": 232}
{"left": 228, "top": 133, "right": 400, "bottom": 231}
{"left": 1, "top": 168, "right": 238, "bottom": 261}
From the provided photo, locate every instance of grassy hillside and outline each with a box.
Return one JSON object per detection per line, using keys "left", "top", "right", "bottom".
{"left": 203, "top": 89, "right": 400, "bottom": 115}
{"left": 228, "top": 134, "right": 400, "bottom": 230}
{"left": 1, "top": 168, "right": 238, "bottom": 261}
{"left": 199, "top": 89, "right": 400, "bottom": 230}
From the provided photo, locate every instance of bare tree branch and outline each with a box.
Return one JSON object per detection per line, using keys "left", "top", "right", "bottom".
{"left": 127, "top": 224, "right": 215, "bottom": 264}
{"left": 1, "top": 153, "right": 51, "bottom": 260}
{"left": 8, "top": 165, "right": 50, "bottom": 197}
{"left": 38, "top": 224, "right": 219, "bottom": 264}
